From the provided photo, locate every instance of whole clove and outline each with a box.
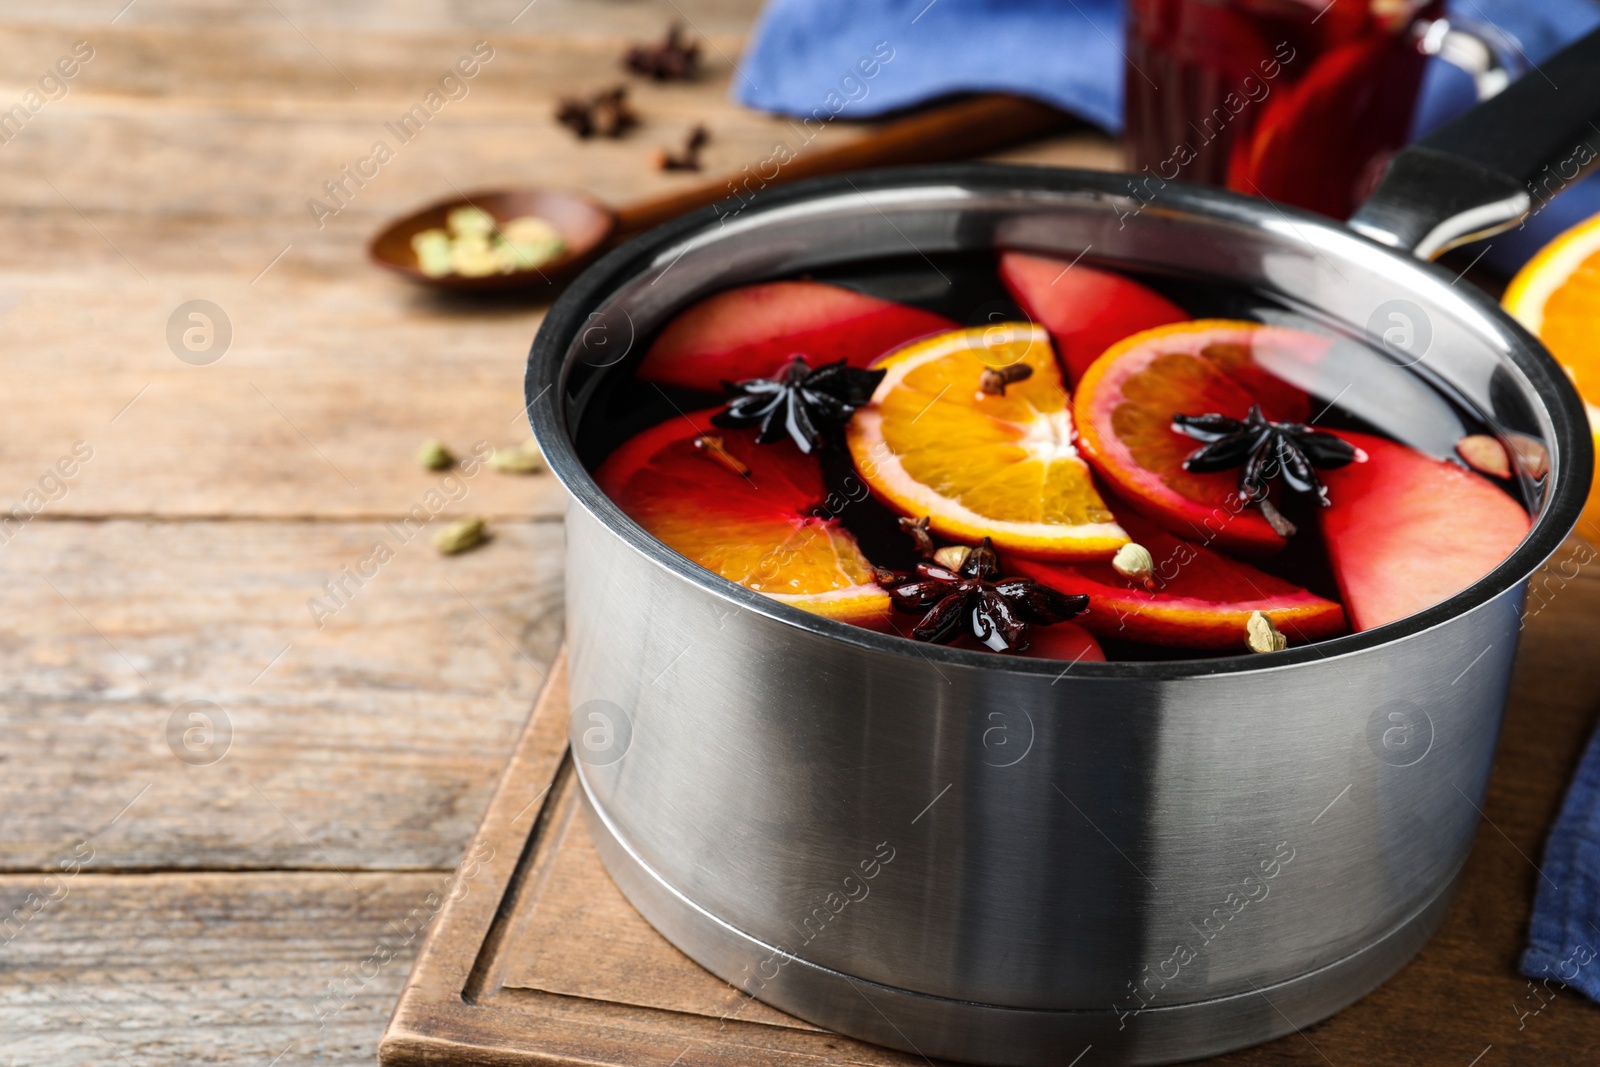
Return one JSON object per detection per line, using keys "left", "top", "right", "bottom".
{"left": 555, "top": 84, "right": 638, "bottom": 139}
{"left": 624, "top": 24, "right": 701, "bottom": 81}
{"left": 978, "top": 362, "right": 1033, "bottom": 396}
{"left": 652, "top": 124, "right": 709, "bottom": 171}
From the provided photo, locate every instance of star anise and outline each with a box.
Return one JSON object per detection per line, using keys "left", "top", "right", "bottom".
{"left": 875, "top": 538, "right": 1089, "bottom": 653}
{"left": 1172, "top": 404, "right": 1358, "bottom": 536}
{"left": 712, "top": 357, "right": 885, "bottom": 453}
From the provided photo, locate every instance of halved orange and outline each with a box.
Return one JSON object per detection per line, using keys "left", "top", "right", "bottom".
{"left": 595, "top": 409, "right": 889, "bottom": 624}
{"left": 1009, "top": 513, "right": 1346, "bottom": 649}
{"left": 1503, "top": 212, "right": 1600, "bottom": 545}
{"left": 846, "top": 323, "right": 1129, "bottom": 560}
{"left": 1073, "top": 320, "right": 1325, "bottom": 554}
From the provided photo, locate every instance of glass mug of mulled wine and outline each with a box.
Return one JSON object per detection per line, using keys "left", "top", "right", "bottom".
{"left": 1125, "top": 0, "right": 1525, "bottom": 219}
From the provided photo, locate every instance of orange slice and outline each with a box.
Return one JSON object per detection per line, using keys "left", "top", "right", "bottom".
{"left": 595, "top": 409, "right": 889, "bottom": 624}
{"left": 1009, "top": 514, "right": 1346, "bottom": 649}
{"left": 846, "top": 323, "right": 1128, "bottom": 560}
{"left": 1073, "top": 320, "right": 1324, "bottom": 553}
{"left": 1503, "top": 212, "right": 1600, "bottom": 545}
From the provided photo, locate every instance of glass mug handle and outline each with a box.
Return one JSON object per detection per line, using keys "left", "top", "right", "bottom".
{"left": 1415, "top": 16, "right": 1528, "bottom": 101}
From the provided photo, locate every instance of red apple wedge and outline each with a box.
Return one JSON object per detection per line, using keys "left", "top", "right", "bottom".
{"left": 636, "top": 280, "right": 955, "bottom": 391}
{"left": 1318, "top": 433, "right": 1532, "bottom": 631}
{"left": 999, "top": 251, "right": 1188, "bottom": 384}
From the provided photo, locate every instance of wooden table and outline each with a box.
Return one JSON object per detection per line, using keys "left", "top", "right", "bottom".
{"left": 2, "top": 3, "right": 1596, "bottom": 1065}
{"left": 0, "top": 3, "right": 1119, "bottom": 1064}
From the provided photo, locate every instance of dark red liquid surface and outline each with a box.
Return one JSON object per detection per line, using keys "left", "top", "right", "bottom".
{"left": 580, "top": 252, "right": 1533, "bottom": 660}
{"left": 1125, "top": 0, "right": 1439, "bottom": 219}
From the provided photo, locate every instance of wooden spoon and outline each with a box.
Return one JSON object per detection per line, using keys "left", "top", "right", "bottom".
{"left": 368, "top": 94, "right": 1069, "bottom": 293}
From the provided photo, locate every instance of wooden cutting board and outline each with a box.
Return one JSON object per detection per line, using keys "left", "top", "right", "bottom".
{"left": 380, "top": 600, "right": 1600, "bottom": 1066}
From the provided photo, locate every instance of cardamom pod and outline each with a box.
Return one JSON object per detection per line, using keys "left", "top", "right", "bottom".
{"left": 417, "top": 439, "right": 455, "bottom": 471}
{"left": 932, "top": 545, "right": 972, "bottom": 571}
{"left": 489, "top": 441, "right": 546, "bottom": 474}
{"left": 434, "top": 516, "right": 487, "bottom": 555}
{"left": 1111, "top": 542, "right": 1155, "bottom": 589}
{"left": 1245, "top": 611, "right": 1287, "bottom": 654}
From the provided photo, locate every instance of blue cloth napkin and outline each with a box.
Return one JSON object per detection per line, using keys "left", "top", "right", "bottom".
{"left": 1522, "top": 720, "right": 1600, "bottom": 999}
{"left": 736, "top": 0, "right": 1125, "bottom": 130}
{"left": 733, "top": 0, "right": 1600, "bottom": 273}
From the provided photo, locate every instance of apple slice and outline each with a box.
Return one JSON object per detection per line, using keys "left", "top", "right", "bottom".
{"left": 637, "top": 280, "right": 956, "bottom": 392}
{"left": 1010, "top": 514, "right": 1345, "bottom": 649}
{"left": 999, "top": 252, "right": 1188, "bottom": 384}
{"left": 1318, "top": 433, "right": 1532, "bottom": 631}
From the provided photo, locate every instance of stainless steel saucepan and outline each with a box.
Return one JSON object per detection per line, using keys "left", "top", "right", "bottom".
{"left": 526, "top": 29, "right": 1600, "bottom": 1066}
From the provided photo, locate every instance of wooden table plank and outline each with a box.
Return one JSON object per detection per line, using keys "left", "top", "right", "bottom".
{"left": 0, "top": 871, "right": 444, "bottom": 1067}
{"left": 0, "top": 518, "right": 560, "bottom": 873}
{"left": 0, "top": 320, "right": 568, "bottom": 519}
{"left": 11, "top": 0, "right": 770, "bottom": 35}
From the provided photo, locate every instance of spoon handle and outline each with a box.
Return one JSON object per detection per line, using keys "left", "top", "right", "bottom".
{"left": 609, "top": 93, "right": 1069, "bottom": 241}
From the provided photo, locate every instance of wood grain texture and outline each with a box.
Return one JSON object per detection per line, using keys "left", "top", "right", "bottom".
{"left": 0, "top": 871, "right": 445, "bottom": 1067}
{"left": 494, "top": 762, "right": 813, "bottom": 1031}
{"left": 0, "top": 18, "right": 1117, "bottom": 520}
{"left": 0, "top": 518, "right": 561, "bottom": 873}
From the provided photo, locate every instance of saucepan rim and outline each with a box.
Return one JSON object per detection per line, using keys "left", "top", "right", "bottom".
{"left": 526, "top": 163, "right": 1591, "bottom": 680}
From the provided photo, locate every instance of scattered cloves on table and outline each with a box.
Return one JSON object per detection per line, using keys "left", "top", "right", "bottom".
{"left": 623, "top": 24, "right": 701, "bottom": 81}
{"left": 555, "top": 85, "right": 638, "bottom": 139}
{"left": 652, "top": 123, "right": 709, "bottom": 171}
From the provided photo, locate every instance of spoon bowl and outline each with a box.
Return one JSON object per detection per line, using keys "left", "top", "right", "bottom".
{"left": 367, "top": 187, "right": 613, "bottom": 293}
{"left": 367, "top": 95, "right": 1074, "bottom": 295}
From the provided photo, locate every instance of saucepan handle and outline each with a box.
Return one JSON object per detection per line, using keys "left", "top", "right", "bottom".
{"left": 1415, "top": 15, "right": 1525, "bottom": 102}
{"left": 1348, "top": 25, "right": 1600, "bottom": 260}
